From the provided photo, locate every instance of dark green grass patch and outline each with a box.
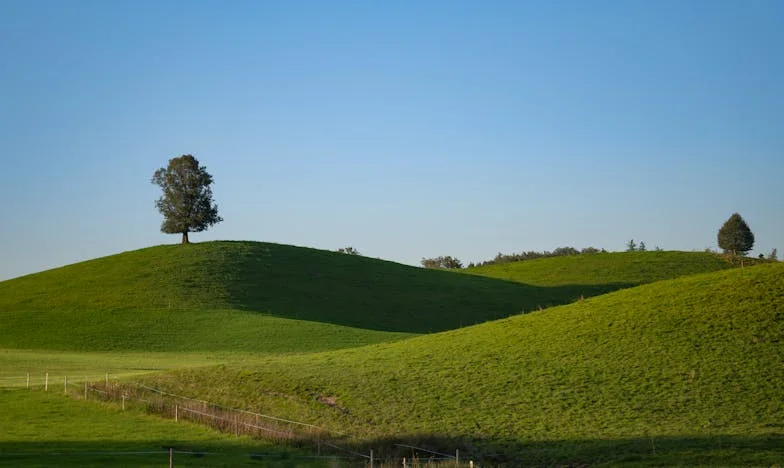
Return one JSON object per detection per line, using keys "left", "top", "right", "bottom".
{"left": 142, "top": 264, "right": 784, "bottom": 464}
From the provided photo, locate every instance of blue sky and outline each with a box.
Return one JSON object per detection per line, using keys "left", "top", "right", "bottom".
{"left": 1, "top": 0, "right": 782, "bottom": 280}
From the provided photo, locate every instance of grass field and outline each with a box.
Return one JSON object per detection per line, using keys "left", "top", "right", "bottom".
{"left": 1, "top": 242, "right": 781, "bottom": 466}
{"left": 465, "top": 250, "right": 740, "bottom": 287}
{"left": 0, "top": 389, "right": 333, "bottom": 467}
{"left": 0, "top": 309, "right": 413, "bottom": 353}
{"left": 139, "top": 263, "right": 784, "bottom": 465}
{"left": 0, "top": 349, "right": 277, "bottom": 387}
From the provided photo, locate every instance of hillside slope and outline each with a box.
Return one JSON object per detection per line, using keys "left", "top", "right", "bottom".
{"left": 145, "top": 263, "right": 784, "bottom": 464}
{"left": 466, "top": 250, "right": 737, "bottom": 289}
{"left": 1, "top": 241, "right": 591, "bottom": 336}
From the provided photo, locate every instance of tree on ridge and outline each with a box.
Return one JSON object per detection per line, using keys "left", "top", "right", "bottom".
{"left": 717, "top": 213, "right": 755, "bottom": 256}
{"left": 337, "top": 246, "right": 361, "bottom": 255}
{"left": 421, "top": 256, "right": 463, "bottom": 269}
{"left": 152, "top": 154, "right": 223, "bottom": 244}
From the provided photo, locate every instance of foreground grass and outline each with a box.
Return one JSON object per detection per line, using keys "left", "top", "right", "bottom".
{"left": 0, "top": 389, "right": 322, "bottom": 467}
{"left": 142, "top": 263, "right": 784, "bottom": 465}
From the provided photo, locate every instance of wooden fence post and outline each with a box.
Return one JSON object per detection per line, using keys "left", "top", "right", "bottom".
{"left": 84, "top": 381, "right": 87, "bottom": 400}
{"left": 26, "top": 373, "right": 29, "bottom": 390}
{"left": 64, "top": 376, "right": 67, "bottom": 394}
{"left": 45, "top": 373, "right": 48, "bottom": 391}
{"left": 169, "top": 447, "right": 173, "bottom": 468}
{"left": 175, "top": 405, "right": 178, "bottom": 422}
{"left": 370, "top": 449, "right": 374, "bottom": 468}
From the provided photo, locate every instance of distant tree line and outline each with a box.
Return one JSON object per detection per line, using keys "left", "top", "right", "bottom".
{"left": 418, "top": 212, "right": 778, "bottom": 271}
{"left": 466, "top": 246, "right": 606, "bottom": 268}
{"left": 421, "top": 256, "right": 464, "bottom": 269}
{"left": 421, "top": 246, "right": 609, "bottom": 270}
{"left": 336, "top": 246, "right": 361, "bottom": 255}
{"left": 625, "top": 239, "right": 662, "bottom": 252}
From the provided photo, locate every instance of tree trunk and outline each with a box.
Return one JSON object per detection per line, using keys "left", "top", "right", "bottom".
{"left": 181, "top": 232, "right": 189, "bottom": 244}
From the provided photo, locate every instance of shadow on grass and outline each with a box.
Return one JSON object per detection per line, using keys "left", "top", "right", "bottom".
{"left": 346, "top": 432, "right": 784, "bottom": 466}
{"left": 1, "top": 433, "right": 781, "bottom": 467}
{"left": 0, "top": 440, "right": 322, "bottom": 467}
{"left": 225, "top": 243, "right": 635, "bottom": 333}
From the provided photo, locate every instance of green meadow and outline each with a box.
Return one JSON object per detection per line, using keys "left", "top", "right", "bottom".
{"left": 0, "top": 389, "right": 327, "bottom": 467}
{"left": 142, "top": 263, "right": 784, "bottom": 465}
{"left": 464, "top": 250, "right": 738, "bottom": 287}
{"left": 1, "top": 241, "right": 781, "bottom": 465}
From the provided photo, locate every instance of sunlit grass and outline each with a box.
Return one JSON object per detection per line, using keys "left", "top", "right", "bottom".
{"left": 1, "top": 242, "right": 780, "bottom": 465}
{"left": 465, "top": 250, "right": 739, "bottom": 287}
{"left": 0, "top": 309, "right": 414, "bottom": 353}
{"left": 0, "top": 389, "right": 323, "bottom": 467}
{"left": 142, "top": 263, "right": 784, "bottom": 465}
{"left": 0, "top": 349, "right": 284, "bottom": 387}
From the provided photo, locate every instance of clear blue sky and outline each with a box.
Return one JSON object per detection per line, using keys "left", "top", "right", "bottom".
{"left": 1, "top": 0, "right": 782, "bottom": 280}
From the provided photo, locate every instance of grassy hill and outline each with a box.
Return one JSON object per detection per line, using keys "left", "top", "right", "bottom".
{"left": 465, "top": 250, "right": 740, "bottom": 292}
{"left": 0, "top": 241, "right": 669, "bottom": 343}
{"left": 141, "top": 262, "right": 784, "bottom": 465}
{"left": 3, "top": 242, "right": 779, "bottom": 464}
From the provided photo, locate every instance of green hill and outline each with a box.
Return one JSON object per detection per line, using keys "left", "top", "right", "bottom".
{"left": 2, "top": 245, "right": 737, "bottom": 338}
{"left": 0, "top": 241, "right": 602, "bottom": 352}
{"left": 142, "top": 263, "right": 784, "bottom": 465}
{"left": 466, "top": 250, "right": 737, "bottom": 288}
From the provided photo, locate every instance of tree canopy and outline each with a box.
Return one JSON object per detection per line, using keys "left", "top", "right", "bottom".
{"left": 421, "top": 256, "right": 463, "bottom": 269}
{"left": 152, "top": 155, "right": 223, "bottom": 244}
{"left": 337, "top": 246, "right": 361, "bottom": 255}
{"left": 717, "top": 213, "right": 754, "bottom": 256}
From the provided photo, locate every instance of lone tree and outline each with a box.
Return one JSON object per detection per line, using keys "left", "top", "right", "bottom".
{"left": 152, "top": 155, "right": 222, "bottom": 244}
{"left": 717, "top": 213, "right": 755, "bottom": 256}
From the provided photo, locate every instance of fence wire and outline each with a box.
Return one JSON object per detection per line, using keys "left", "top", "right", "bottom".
{"left": 3, "top": 373, "right": 477, "bottom": 467}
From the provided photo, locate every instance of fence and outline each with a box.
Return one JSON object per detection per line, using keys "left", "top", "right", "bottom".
{"left": 0, "top": 372, "right": 112, "bottom": 393}
{"left": 87, "top": 381, "right": 334, "bottom": 446}
{"left": 0, "top": 450, "right": 472, "bottom": 467}
{"left": 2, "top": 373, "right": 477, "bottom": 467}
